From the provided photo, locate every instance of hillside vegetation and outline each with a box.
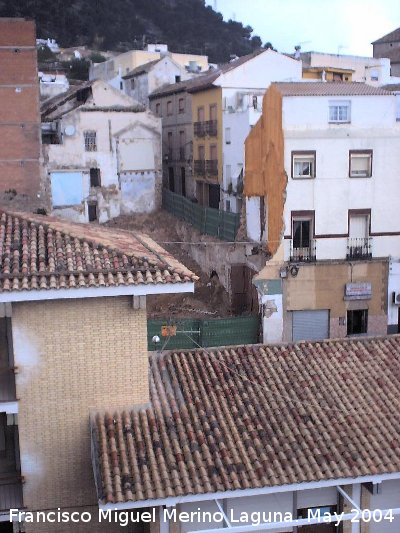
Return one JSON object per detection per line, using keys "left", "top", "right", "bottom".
{"left": 0, "top": 0, "right": 270, "bottom": 63}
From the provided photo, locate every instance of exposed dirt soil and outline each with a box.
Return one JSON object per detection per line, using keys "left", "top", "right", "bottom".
{"left": 105, "top": 211, "right": 232, "bottom": 319}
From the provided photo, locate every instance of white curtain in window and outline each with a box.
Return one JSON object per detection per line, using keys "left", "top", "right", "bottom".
{"left": 349, "top": 215, "right": 368, "bottom": 238}
{"left": 351, "top": 156, "right": 370, "bottom": 174}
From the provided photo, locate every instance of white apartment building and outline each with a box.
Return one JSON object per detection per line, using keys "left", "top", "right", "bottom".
{"left": 245, "top": 82, "right": 400, "bottom": 342}
{"left": 41, "top": 80, "right": 162, "bottom": 223}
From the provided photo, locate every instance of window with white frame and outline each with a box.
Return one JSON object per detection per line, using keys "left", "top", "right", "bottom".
{"left": 349, "top": 150, "right": 372, "bottom": 177}
{"left": 329, "top": 100, "right": 351, "bottom": 123}
{"left": 291, "top": 151, "right": 316, "bottom": 178}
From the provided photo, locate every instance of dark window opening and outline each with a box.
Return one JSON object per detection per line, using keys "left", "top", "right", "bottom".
{"left": 181, "top": 167, "right": 186, "bottom": 197}
{"left": 293, "top": 219, "right": 311, "bottom": 249}
{"left": 0, "top": 520, "right": 14, "bottom": 531}
{"left": 76, "top": 87, "right": 91, "bottom": 103}
{"left": 42, "top": 132, "right": 61, "bottom": 145}
{"left": 168, "top": 167, "right": 175, "bottom": 192}
{"left": 88, "top": 203, "right": 97, "bottom": 222}
{"left": 208, "top": 184, "right": 220, "bottom": 209}
{"left": 175, "top": 75, "right": 181, "bottom": 83}
{"left": 90, "top": 168, "right": 101, "bottom": 188}
{"left": 347, "top": 309, "right": 368, "bottom": 335}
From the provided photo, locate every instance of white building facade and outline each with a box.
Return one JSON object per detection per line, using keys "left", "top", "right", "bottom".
{"left": 245, "top": 83, "right": 400, "bottom": 341}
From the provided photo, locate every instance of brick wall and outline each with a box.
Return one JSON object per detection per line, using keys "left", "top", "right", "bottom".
{"left": 0, "top": 19, "right": 41, "bottom": 198}
{"left": 12, "top": 296, "right": 149, "bottom": 533}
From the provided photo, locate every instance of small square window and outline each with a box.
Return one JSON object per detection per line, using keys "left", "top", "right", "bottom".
{"left": 349, "top": 150, "right": 372, "bottom": 177}
{"left": 347, "top": 309, "right": 368, "bottom": 335}
{"left": 292, "top": 152, "right": 316, "bottom": 178}
{"left": 84, "top": 131, "right": 97, "bottom": 152}
{"left": 329, "top": 100, "right": 351, "bottom": 123}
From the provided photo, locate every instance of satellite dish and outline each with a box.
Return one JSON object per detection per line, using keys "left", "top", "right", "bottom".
{"left": 64, "top": 125, "right": 76, "bottom": 136}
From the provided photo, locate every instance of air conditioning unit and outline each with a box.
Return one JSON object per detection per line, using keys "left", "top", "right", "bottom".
{"left": 393, "top": 291, "right": 400, "bottom": 304}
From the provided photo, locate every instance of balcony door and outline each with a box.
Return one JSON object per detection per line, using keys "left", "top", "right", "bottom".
{"left": 348, "top": 213, "right": 370, "bottom": 259}
{"left": 292, "top": 216, "right": 314, "bottom": 261}
{"left": 349, "top": 214, "right": 368, "bottom": 239}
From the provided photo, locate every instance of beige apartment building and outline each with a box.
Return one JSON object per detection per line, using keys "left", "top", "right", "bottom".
{"left": 0, "top": 209, "right": 197, "bottom": 532}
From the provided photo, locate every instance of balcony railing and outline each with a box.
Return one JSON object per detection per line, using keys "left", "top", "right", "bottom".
{"left": 194, "top": 122, "right": 206, "bottom": 137}
{"left": 0, "top": 477, "right": 23, "bottom": 514}
{"left": 290, "top": 239, "right": 316, "bottom": 262}
{"left": 194, "top": 160, "right": 206, "bottom": 176}
{"left": 205, "top": 120, "right": 218, "bottom": 136}
{"left": 206, "top": 159, "right": 218, "bottom": 177}
{"left": 346, "top": 237, "right": 372, "bottom": 260}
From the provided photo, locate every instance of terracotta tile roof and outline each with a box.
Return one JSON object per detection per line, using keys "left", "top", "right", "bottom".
{"left": 93, "top": 336, "right": 400, "bottom": 505}
{"left": 0, "top": 210, "right": 197, "bottom": 293}
{"left": 372, "top": 27, "right": 400, "bottom": 45}
{"left": 274, "top": 82, "right": 391, "bottom": 96}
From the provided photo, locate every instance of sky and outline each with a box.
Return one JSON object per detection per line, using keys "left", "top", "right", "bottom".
{"left": 205, "top": 0, "right": 400, "bottom": 57}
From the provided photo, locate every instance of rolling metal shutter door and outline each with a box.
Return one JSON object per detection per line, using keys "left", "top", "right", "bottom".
{"left": 292, "top": 310, "right": 329, "bottom": 342}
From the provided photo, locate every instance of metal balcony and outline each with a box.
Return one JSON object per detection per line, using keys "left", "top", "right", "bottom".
{"left": 194, "top": 160, "right": 206, "bottom": 176}
{"left": 0, "top": 478, "right": 23, "bottom": 515}
{"left": 194, "top": 122, "right": 206, "bottom": 137}
{"left": 205, "top": 120, "right": 218, "bottom": 136}
{"left": 290, "top": 239, "right": 316, "bottom": 262}
{"left": 205, "top": 159, "right": 218, "bottom": 177}
{"left": 346, "top": 237, "right": 372, "bottom": 260}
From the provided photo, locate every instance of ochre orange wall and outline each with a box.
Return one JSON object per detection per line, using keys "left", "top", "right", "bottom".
{"left": 244, "top": 85, "right": 286, "bottom": 256}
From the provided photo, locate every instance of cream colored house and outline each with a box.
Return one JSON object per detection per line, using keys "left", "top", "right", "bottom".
{"left": 0, "top": 209, "right": 197, "bottom": 532}
{"left": 90, "top": 44, "right": 209, "bottom": 92}
{"left": 41, "top": 79, "right": 162, "bottom": 223}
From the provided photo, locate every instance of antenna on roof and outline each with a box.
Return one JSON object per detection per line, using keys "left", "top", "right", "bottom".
{"left": 337, "top": 44, "right": 348, "bottom": 56}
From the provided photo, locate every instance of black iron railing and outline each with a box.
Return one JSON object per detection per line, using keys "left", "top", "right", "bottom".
{"left": 346, "top": 237, "right": 372, "bottom": 260}
{"left": 194, "top": 160, "right": 206, "bottom": 176}
{"left": 194, "top": 122, "right": 206, "bottom": 137}
{"left": 290, "top": 239, "right": 316, "bottom": 262}
{"left": 206, "top": 159, "right": 218, "bottom": 176}
{"left": 205, "top": 120, "right": 218, "bottom": 136}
